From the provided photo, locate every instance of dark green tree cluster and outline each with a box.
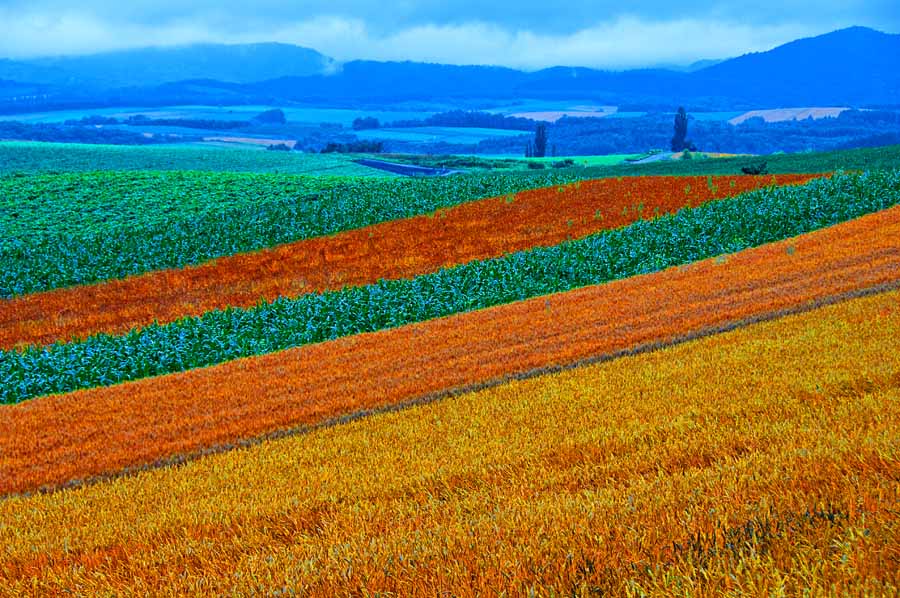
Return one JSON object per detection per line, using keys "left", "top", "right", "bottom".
{"left": 352, "top": 117, "right": 380, "bottom": 130}
{"left": 253, "top": 109, "right": 287, "bottom": 125}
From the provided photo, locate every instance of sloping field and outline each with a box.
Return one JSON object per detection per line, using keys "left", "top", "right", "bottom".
{"left": 1, "top": 288, "right": 897, "bottom": 595}
{"left": 1, "top": 171, "right": 898, "bottom": 405}
{"left": 0, "top": 174, "right": 817, "bottom": 348}
{"left": 7, "top": 171, "right": 898, "bottom": 406}
{"left": 2, "top": 204, "right": 899, "bottom": 496}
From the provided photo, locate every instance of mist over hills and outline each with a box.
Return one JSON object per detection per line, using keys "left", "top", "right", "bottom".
{"left": 0, "top": 27, "right": 897, "bottom": 111}
{"left": 0, "top": 43, "right": 335, "bottom": 88}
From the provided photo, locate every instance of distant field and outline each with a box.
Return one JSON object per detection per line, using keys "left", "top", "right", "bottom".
{"left": 356, "top": 126, "right": 528, "bottom": 144}
{"left": 530, "top": 154, "right": 640, "bottom": 166}
{"left": 2, "top": 102, "right": 849, "bottom": 131}
{"left": 3, "top": 141, "right": 900, "bottom": 179}
{"left": 729, "top": 107, "right": 850, "bottom": 125}
{"left": 485, "top": 100, "right": 639, "bottom": 117}
{"left": 507, "top": 105, "right": 619, "bottom": 121}
{"left": 688, "top": 111, "right": 745, "bottom": 121}
{"left": 463, "top": 154, "right": 641, "bottom": 167}
{"left": 487, "top": 100, "right": 747, "bottom": 122}
{"left": 0, "top": 141, "right": 388, "bottom": 176}
{"left": 391, "top": 145, "right": 900, "bottom": 175}
{"left": 579, "top": 144, "right": 900, "bottom": 177}
{"left": 0, "top": 104, "right": 441, "bottom": 126}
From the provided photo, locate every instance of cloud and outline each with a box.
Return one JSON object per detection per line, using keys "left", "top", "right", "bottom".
{"left": 0, "top": 9, "right": 220, "bottom": 56}
{"left": 2, "top": 0, "right": 898, "bottom": 36}
{"left": 299, "top": 17, "right": 828, "bottom": 69}
{"left": 0, "top": 3, "right": 893, "bottom": 69}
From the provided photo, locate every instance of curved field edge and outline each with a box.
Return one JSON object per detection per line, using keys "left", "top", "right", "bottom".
{"left": 1, "top": 289, "right": 898, "bottom": 595}
{"left": 3, "top": 170, "right": 897, "bottom": 405}
{"left": 2, "top": 204, "right": 899, "bottom": 496}
{"left": 0, "top": 169, "right": 589, "bottom": 297}
{"left": 0, "top": 174, "right": 818, "bottom": 349}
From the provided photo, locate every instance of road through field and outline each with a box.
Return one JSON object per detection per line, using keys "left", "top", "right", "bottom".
{"left": 0, "top": 203, "right": 897, "bottom": 496}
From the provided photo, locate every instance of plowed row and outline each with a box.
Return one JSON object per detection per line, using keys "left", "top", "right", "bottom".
{"left": 1, "top": 204, "right": 897, "bottom": 496}
{"left": 2, "top": 290, "right": 898, "bottom": 594}
{"left": 0, "top": 174, "right": 818, "bottom": 349}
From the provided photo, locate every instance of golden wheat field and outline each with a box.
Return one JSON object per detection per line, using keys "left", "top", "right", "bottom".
{"left": 1, "top": 289, "right": 898, "bottom": 596}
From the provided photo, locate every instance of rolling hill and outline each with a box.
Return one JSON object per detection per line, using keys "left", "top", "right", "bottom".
{"left": 0, "top": 27, "right": 897, "bottom": 111}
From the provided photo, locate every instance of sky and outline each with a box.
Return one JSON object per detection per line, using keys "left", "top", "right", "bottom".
{"left": 0, "top": 0, "right": 897, "bottom": 69}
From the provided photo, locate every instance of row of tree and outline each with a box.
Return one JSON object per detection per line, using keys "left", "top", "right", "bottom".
{"left": 525, "top": 108, "right": 694, "bottom": 158}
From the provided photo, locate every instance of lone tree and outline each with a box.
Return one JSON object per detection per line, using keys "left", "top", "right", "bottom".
{"left": 671, "top": 107, "right": 689, "bottom": 152}
{"left": 534, "top": 123, "right": 548, "bottom": 158}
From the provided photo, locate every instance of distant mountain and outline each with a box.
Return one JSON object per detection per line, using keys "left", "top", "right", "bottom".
{"left": 692, "top": 27, "right": 900, "bottom": 105}
{"left": 0, "top": 43, "right": 336, "bottom": 88}
{"left": 239, "top": 27, "right": 899, "bottom": 107}
{"left": 0, "top": 27, "right": 897, "bottom": 112}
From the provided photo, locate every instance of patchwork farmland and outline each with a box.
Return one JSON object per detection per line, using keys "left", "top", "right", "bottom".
{"left": 1, "top": 143, "right": 899, "bottom": 595}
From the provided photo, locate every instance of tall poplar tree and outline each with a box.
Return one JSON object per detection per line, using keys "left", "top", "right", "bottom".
{"left": 671, "top": 106, "right": 689, "bottom": 152}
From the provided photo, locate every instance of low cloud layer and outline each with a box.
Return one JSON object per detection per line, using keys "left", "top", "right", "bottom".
{"left": 0, "top": 0, "right": 896, "bottom": 69}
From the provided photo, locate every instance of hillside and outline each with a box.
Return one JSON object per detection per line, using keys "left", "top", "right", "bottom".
{"left": 0, "top": 43, "right": 335, "bottom": 88}
{"left": 693, "top": 27, "right": 900, "bottom": 105}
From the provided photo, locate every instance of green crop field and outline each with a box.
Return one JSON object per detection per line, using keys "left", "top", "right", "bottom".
{"left": 0, "top": 141, "right": 392, "bottom": 176}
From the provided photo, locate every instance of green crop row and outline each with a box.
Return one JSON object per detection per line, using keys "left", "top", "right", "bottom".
{"left": 0, "top": 169, "right": 586, "bottom": 297}
{"left": 2, "top": 170, "right": 898, "bottom": 404}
